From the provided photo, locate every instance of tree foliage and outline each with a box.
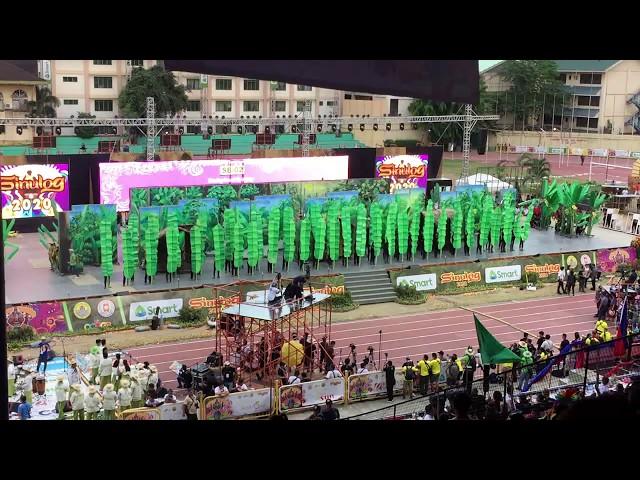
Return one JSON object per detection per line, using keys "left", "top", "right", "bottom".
{"left": 118, "top": 66, "right": 188, "bottom": 118}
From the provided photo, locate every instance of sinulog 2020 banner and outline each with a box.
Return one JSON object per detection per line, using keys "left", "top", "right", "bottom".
{"left": 389, "top": 252, "right": 583, "bottom": 294}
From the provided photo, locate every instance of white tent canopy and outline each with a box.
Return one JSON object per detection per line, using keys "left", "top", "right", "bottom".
{"left": 456, "top": 173, "right": 512, "bottom": 192}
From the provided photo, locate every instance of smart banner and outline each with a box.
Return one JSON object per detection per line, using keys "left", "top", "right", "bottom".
{"left": 100, "top": 156, "right": 349, "bottom": 211}
{"left": 347, "top": 371, "right": 405, "bottom": 402}
{"left": 279, "top": 378, "right": 345, "bottom": 412}
{"left": 596, "top": 247, "right": 637, "bottom": 273}
{"left": 1, "top": 163, "right": 70, "bottom": 218}
{"left": 202, "top": 388, "right": 273, "bottom": 419}
{"left": 5, "top": 302, "right": 68, "bottom": 334}
{"left": 121, "top": 408, "right": 161, "bottom": 420}
{"left": 389, "top": 253, "right": 565, "bottom": 294}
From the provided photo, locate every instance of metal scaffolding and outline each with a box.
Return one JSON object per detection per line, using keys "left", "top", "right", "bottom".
{"left": 146, "top": 97, "right": 155, "bottom": 161}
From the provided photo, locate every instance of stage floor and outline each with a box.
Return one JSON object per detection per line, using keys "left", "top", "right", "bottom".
{"left": 4, "top": 226, "right": 633, "bottom": 305}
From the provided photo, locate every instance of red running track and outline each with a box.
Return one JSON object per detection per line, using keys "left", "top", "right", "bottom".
{"left": 127, "top": 292, "right": 599, "bottom": 389}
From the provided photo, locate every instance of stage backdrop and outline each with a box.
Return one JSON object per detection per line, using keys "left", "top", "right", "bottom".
{"left": 100, "top": 156, "right": 349, "bottom": 211}
{"left": 596, "top": 247, "right": 637, "bottom": 273}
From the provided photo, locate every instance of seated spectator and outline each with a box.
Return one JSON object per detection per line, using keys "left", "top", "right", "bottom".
{"left": 450, "top": 392, "right": 471, "bottom": 420}
{"left": 307, "top": 405, "right": 322, "bottom": 420}
{"left": 177, "top": 365, "right": 192, "bottom": 389}
{"left": 419, "top": 404, "right": 435, "bottom": 420}
{"left": 144, "top": 392, "right": 157, "bottom": 408}
{"left": 288, "top": 369, "right": 302, "bottom": 385}
{"left": 321, "top": 399, "right": 340, "bottom": 420}
{"left": 163, "top": 389, "right": 177, "bottom": 403}
{"left": 597, "top": 376, "right": 610, "bottom": 395}
{"left": 234, "top": 377, "right": 249, "bottom": 392}
{"left": 325, "top": 363, "right": 343, "bottom": 379}
{"left": 214, "top": 384, "right": 230, "bottom": 396}
{"left": 356, "top": 362, "right": 369, "bottom": 374}
{"left": 156, "top": 384, "right": 168, "bottom": 399}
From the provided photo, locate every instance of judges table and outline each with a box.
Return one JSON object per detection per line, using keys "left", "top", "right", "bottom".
{"left": 222, "top": 293, "right": 331, "bottom": 321}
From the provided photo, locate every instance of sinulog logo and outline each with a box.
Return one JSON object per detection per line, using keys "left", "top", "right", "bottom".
{"left": 440, "top": 271, "right": 482, "bottom": 287}
{"left": 524, "top": 263, "right": 560, "bottom": 278}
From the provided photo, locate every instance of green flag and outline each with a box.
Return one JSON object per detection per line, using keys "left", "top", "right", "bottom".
{"left": 474, "top": 314, "right": 521, "bottom": 365}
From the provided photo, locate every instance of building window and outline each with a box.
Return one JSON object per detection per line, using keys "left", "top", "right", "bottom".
{"left": 580, "top": 73, "right": 603, "bottom": 85}
{"left": 129, "top": 60, "right": 144, "bottom": 67}
{"left": 297, "top": 85, "right": 312, "bottom": 92}
{"left": 186, "top": 125, "right": 201, "bottom": 134}
{"left": 215, "top": 78, "right": 232, "bottom": 90}
{"left": 186, "top": 100, "right": 201, "bottom": 112}
{"left": 186, "top": 78, "right": 200, "bottom": 90}
{"left": 11, "top": 89, "right": 28, "bottom": 110}
{"left": 215, "top": 101, "right": 232, "bottom": 112}
{"left": 355, "top": 95, "right": 373, "bottom": 101}
{"left": 559, "top": 73, "right": 567, "bottom": 83}
{"left": 296, "top": 101, "right": 309, "bottom": 112}
{"left": 319, "top": 101, "right": 324, "bottom": 106}
{"left": 273, "top": 101, "right": 286, "bottom": 112}
{"left": 94, "top": 100, "right": 113, "bottom": 112}
{"left": 272, "top": 81, "right": 286, "bottom": 91}
{"left": 326, "top": 100, "right": 336, "bottom": 107}
{"left": 575, "top": 117, "right": 588, "bottom": 128}
{"left": 62, "top": 76, "right": 78, "bottom": 83}
{"left": 588, "top": 118, "right": 598, "bottom": 128}
{"left": 590, "top": 96, "right": 600, "bottom": 107}
{"left": 577, "top": 96, "right": 590, "bottom": 106}
{"left": 243, "top": 79, "right": 260, "bottom": 91}
{"left": 243, "top": 101, "right": 260, "bottom": 112}
{"left": 93, "top": 60, "right": 112, "bottom": 65}
{"left": 94, "top": 76, "right": 113, "bottom": 89}
{"left": 63, "top": 99, "right": 79, "bottom": 105}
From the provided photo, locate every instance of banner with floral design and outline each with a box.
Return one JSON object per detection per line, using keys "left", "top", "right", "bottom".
{"left": 279, "top": 378, "right": 345, "bottom": 412}
{"left": 596, "top": 247, "right": 637, "bottom": 273}
{"left": 347, "top": 371, "right": 405, "bottom": 402}
{"left": 202, "top": 388, "right": 273, "bottom": 420}
{"left": 121, "top": 407, "right": 161, "bottom": 420}
{"left": 5, "top": 302, "right": 67, "bottom": 333}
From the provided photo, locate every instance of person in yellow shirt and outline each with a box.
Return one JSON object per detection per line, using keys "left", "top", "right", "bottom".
{"left": 428, "top": 353, "right": 441, "bottom": 393}
{"left": 595, "top": 319, "right": 608, "bottom": 336}
{"left": 602, "top": 328, "right": 612, "bottom": 342}
{"left": 416, "top": 355, "right": 430, "bottom": 396}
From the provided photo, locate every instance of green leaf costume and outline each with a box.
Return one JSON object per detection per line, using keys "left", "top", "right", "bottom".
{"left": 299, "top": 217, "right": 311, "bottom": 262}
{"left": 397, "top": 207, "right": 409, "bottom": 256}
{"left": 409, "top": 205, "right": 421, "bottom": 258}
{"left": 267, "top": 207, "right": 280, "bottom": 266}
{"left": 165, "top": 211, "right": 180, "bottom": 274}
{"left": 327, "top": 203, "right": 340, "bottom": 262}
{"left": 313, "top": 214, "right": 326, "bottom": 261}
{"left": 355, "top": 203, "right": 367, "bottom": 259}
{"left": 212, "top": 224, "right": 225, "bottom": 273}
{"left": 437, "top": 207, "right": 447, "bottom": 254}
{"left": 385, "top": 202, "right": 397, "bottom": 258}
{"left": 144, "top": 214, "right": 159, "bottom": 278}
{"left": 190, "top": 224, "right": 204, "bottom": 275}
{"left": 341, "top": 205, "right": 352, "bottom": 260}
{"left": 282, "top": 206, "right": 296, "bottom": 264}
{"left": 99, "top": 218, "right": 113, "bottom": 278}
{"left": 423, "top": 200, "right": 435, "bottom": 254}
{"left": 452, "top": 198, "right": 463, "bottom": 250}
{"left": 370, "top": 203, "right": 383, "bottom": 258}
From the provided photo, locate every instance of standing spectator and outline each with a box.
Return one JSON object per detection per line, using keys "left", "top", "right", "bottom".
{"left": 401, "top": 358, "right": 417, "bottom": 399}
{"left": 589, "top": 264, "right": 597, "bottom": 291}
{"left": 417, "top": 354, "right": 430, "bottom": 396}
{"left": 55, "top": 375, "right": 69, "bottom": 421}
{"left": 319, "top": 336, "right": 329, "bottom": 372}
{"left": 541, "top": 334, "right": 554, "bottom": 353}
{"left": 437, "top": 351, "right": 447, "bottom": 384}
{"left": 117, "top": 379, "right": 133, "bottom": 412}
{"left": 130, "top": 372, "right": 143, "bottom": 408}
{"left": 102, "top": 384, "right": 117, "bottom": 420}
{"left": 446, "top": 354, "right": 460, "bottom": 387}
{"left": 276, "top": 362, "right": 288, "bottom": 385}
{"left": 462, "top": 347, "right": 477, "bottom": 394}
{"left": 221, "top": 361, "right": 235, "bottom": 390}
{"left": 429, "top": 353, "right": 441, "bottom": 392}
{"left": 383, "top": 360, "right": 396, "bottom": 401}
{"left": 84, "top": 386, "right": 101, "bottom": 420}
{"left": 536, "top": 331, "right": 546, "bottom": 350}
{"left": 69, "top": 384, "right": 84, "bottom": 420}
{"left": 98, "top": 348, "right": 113, "bottom": 390}
{"left": 36, "top": 337, "right": 51, "bottom": 374}
{"left": 184, "top": 390, "right": 199, "bottom": 420}
{"left": 579, "top": 266, "right": 588, "bottom": 293}
{"left": 557, "top": 266, "right": 566, "bottom": 294}
{"left": 67, "top": 358, "right": 81, "bottom": 387}
{"left": 17, "top": 394, "right": 32, "bottom": 420}
{"left": 88, "top": 347, "right": 100, "bottom": 384}
{"left": 321, "top": 399, "right": 340, "bottom": 420}
{"left": 325, "top": 341, "right": 336, "bottom": 372}
{"left": 302, "top": 332, "right": 316, "bottom": 373}
{"left": 177, "top": 364, "right": 192, "bottom": 389}
{"left": 566, "top": 268, "right": 576, "bottom": 296}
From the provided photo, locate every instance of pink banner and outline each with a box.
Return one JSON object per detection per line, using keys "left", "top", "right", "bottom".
{"left": 597, "top": 247, "right": 637, "bottom": 273}
{"left": 5, "top": 303, "right": 67, "bottom": 334}
{"left": 100, "top": 157, "right": 349, "bottom": 211}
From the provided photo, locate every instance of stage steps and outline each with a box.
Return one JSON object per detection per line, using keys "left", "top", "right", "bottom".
{"left": 343, "top": 270, "right": 396, "bottom": 305}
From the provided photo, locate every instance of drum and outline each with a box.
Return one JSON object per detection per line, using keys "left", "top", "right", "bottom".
{"left": 36, "top": 374, "right": 46, "bottom": 395}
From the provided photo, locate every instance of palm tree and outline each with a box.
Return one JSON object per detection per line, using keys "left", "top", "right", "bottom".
{"left": 520, "top": 155, "right": 551, "bottom": 195}
{"left": 26, "top": 86, "right": 60, "bottom": 135}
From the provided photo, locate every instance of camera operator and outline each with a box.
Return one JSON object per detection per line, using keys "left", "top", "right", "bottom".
{"left": 366, "top": 346, "right": 377, "bottom": 371}
{"left": 349, "top": 343, "right": 357, "bottom": 367}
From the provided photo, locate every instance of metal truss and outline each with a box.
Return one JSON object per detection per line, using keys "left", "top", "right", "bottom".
{"left": 146, "top": 97, "right": 155, "bottom": 161}
{"left": 0, "top": 114, "right": 499, "bottom": 128}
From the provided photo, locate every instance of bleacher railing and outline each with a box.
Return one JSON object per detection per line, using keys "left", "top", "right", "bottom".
{"left": 345, "top": 332, "right": 640, "bottom": 420}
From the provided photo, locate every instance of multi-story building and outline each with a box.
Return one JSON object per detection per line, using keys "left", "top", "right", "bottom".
{"left": 0, "top": 60, "right": 47, "bottom": 143}
{"left": 481, "top": 60, "right": 640, "bottom": 135}
{"left": 48, "top": 60, "right": 411, "bottom": 122}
